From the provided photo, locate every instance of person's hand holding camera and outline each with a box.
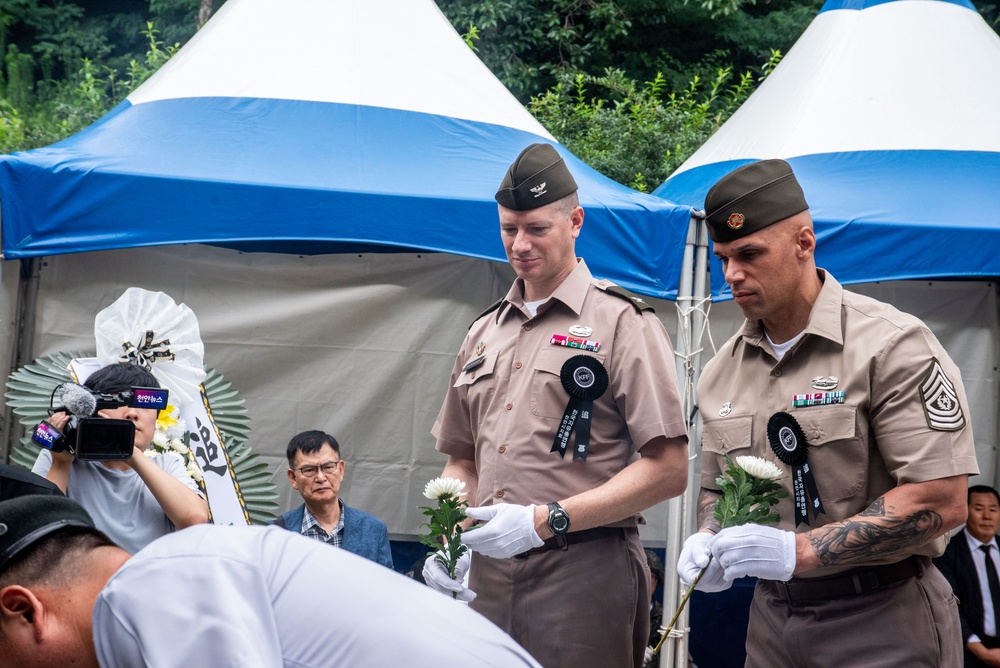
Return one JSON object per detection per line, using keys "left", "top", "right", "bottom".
{"left": 44, "top": 412, "right": 76, "bottom": 465}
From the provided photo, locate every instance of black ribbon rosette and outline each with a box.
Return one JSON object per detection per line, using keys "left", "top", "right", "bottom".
{"left": 551, "top": 355, "right": 609, "bottom": 461}
{"left": 767, "top": 412, "right": 826, "bottom": 526}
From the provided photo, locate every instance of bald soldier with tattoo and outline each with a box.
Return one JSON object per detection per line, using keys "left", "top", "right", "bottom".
{"left": 677, "top": 160, "right": 978, "bottom": 667}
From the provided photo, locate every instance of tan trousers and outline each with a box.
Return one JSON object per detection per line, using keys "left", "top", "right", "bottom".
{"left": 470, "top": 529, "right": 649, "bottom": 668}
{"left": 746, "top": 563, "right": 962, "bottom": 668}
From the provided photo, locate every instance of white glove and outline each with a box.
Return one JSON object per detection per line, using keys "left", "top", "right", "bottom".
{"left": 677, "top": 531, "right": 731, "bottom": 593}
{"left": 711, "top": 524, "right": 796, "bottom": 582}
{"left": 422, "top": 550, "right": 476, "bottom": 602}
{"left": 462, "top": 504, "right": 545, "bottom": 559}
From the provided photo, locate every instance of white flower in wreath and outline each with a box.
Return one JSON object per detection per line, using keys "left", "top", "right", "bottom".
{"left": 186, "top": 459, "right": 205, "bottom": 482}
{"left": 148, "top": 404, "right": 202, "bottom": 483}
{"left": 152, "top": 430, "right": 169, "bottom": 448}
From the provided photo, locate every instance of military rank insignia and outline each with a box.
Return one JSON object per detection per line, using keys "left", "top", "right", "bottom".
{"left": 920, "top": 358, "right": 966, "bottom": 431}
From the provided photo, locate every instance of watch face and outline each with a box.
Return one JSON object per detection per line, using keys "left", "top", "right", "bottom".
{"left": 551, "top": 513, "right": 569, "bottom": 533}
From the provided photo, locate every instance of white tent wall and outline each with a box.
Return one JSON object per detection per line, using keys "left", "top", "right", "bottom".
{"left": 699, "top": 280, "right": 1000, "bottom": 497}
{"left": 0, "top": 245, "right": 684, "bottom": 541}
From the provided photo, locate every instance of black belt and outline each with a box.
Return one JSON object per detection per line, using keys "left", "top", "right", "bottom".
{"left": 514, "top": 526, "right": 637, "bottom": 559}
{"left": 770, "top": 555, "right": 927, "bottom": 603}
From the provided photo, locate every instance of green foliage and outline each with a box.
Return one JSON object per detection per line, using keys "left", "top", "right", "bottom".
{"left": 528, "top": 50, "right": 780, "bottom": 189}
{"left": 461, "top": 23, "right": 481, "bottom": 51}
{"left": 0, "top": 0, "right": 199, "bottom": 154}
{"left": 435, "top": 0, "right": 634, "bottom": 100}
{"left": 419, "top": 493, "right": 469, "bottom": 582}
{"left": 436, "top": 0, "right": 816, "bottom": 103}
{"left": 713, "top": 455, "right": 787, "bottom": 528}
{"left": 0, "top": 18, "right": 180, "bottom": 154}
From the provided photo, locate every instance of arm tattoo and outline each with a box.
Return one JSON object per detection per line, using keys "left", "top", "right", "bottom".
{"left": 698, "top": 488, "right": 723, "bottom": 534}
{"left": 808, "top": 495, "right": 943, "bottom": 567}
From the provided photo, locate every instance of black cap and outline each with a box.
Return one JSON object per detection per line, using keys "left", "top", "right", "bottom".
{"left": 704, "top": 159, "right": 809, "bottom": 243}
{"left": 495, "top": 143, "right": 578, "bottom": 211}
{"left": 0, "top": 495, "right": 96, "bottom": 572}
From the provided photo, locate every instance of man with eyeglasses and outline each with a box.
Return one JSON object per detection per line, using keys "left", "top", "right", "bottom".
{"left": 273, "top": 429, "right": 393, "bottom": 568}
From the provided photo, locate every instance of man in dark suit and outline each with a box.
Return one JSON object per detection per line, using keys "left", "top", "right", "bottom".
{"left": 936, "top": 485, "right": 1000, "bottom": 667}
{"left": 273, "top": 430, "right": 393, "bottom": 568}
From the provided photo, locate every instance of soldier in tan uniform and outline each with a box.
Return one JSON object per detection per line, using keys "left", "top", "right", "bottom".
{"left": 677, "top": 159, "right": 979, "bottom": 666}
{"left": 423, "top": 143, "right": 689, "bottom": 667}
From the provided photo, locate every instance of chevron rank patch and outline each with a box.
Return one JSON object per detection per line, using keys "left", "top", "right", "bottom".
{"left": 920, "top": 358, "right": 966, "bottom": 431}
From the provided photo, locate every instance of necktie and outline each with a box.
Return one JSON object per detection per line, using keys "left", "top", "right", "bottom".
{"left": 981, "top": 545, "right": 1000, "bottom": 615}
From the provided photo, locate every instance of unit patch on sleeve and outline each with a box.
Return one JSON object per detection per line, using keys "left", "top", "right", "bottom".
{"left": 919, "top": 358, "right": 966, "bottom": 431}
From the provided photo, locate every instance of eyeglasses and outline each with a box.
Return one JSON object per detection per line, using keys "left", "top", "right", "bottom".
{"left": 294, "top": 461, "right": 342, "bottom": 478}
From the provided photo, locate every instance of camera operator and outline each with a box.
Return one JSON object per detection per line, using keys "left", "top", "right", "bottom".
{"left": 32, "top": 363, "right": 208, "bottom": 553}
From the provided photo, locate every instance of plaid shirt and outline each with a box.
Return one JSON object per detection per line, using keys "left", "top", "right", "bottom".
{"left": 300, "top": 501, "right": 345, "bottom": 548}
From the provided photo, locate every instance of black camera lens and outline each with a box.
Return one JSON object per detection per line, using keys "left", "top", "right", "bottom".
{"left": 73, "top": 418, "right": 135, "bottom": 461}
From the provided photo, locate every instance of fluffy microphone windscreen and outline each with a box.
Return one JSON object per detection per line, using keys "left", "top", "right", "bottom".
{"left": 57, "top": 384, "right": 97, "bottom": 417}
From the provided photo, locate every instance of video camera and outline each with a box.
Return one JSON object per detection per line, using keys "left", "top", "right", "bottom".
{"left": 32, "top": 384, "right": 169, "bottom": 461}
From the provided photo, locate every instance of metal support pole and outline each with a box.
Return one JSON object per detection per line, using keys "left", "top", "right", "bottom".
{"left": 659, "top": 213, "right": 699, "bottom": 668}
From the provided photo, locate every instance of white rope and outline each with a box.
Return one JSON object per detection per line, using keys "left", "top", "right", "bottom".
{"left": 673, "top": 294, "right": 715, "bottom": 425}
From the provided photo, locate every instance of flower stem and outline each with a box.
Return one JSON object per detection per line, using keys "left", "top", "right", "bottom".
{"left": 652, "top": 562, "right": 708, "bottom": 656}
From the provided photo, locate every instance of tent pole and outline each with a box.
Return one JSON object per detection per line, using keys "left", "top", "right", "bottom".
{"left": 660, "top": 212, "right": 709, "bottom": 668}
{"left": 661, "top": 212, "right": 698, "bottom": 668}
{"left": 3, "top": 257, "right": 41, "bottom": 464}
{"left": 678, "top": 215, "right": 710, "bottom": 666}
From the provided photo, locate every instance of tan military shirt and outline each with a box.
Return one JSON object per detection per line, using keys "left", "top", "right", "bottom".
{"left": 698, "top": 270, "right": 978, "bottom": 575}
{"left": 433, "top": 259, "right": 687, "bottom": 524}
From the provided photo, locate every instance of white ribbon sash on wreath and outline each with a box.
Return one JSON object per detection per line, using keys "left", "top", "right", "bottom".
{"left": 181, "top": 386, "right": 250, "bottom": 525}
{"left": 70, "top": 358, "right": 251, "bottom": 526}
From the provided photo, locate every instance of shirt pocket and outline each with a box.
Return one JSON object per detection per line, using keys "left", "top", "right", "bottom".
{"left": 530, "top": 348, "right": 607, "bottom": 420}
{"left": 702, "top": 415, "right": 754, "bottom": 457}
{"left": 454, "top": 352, "right": 499, "bottom": 389}
{"left": 790, "top": 404, "right": 864, "bottom": 500}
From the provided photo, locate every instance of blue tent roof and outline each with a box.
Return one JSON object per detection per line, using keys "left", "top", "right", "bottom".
{"left": 0, "top": 0, "right": 692, "bottom": 299}
{"left": 654, "top": 0, "right": 1000, "bottom": 298}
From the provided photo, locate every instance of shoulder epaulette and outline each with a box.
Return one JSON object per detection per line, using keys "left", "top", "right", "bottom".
{"left": 599, "top": 284, "right": 655, "bottom": 314}
{"left": 469, "top": 298, "right": 505, "bottom": 329}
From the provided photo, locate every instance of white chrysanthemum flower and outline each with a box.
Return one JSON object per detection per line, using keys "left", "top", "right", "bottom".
{"left": 186, "top": 460, "right": 204, "bottom": 482}
{"left": 169, "top": 438, "right": 187, "bottom": 453}
{"left": 166, "top": 424, "right": 187, "bottom": 440}
{"left": 152, "top": 431, "right": 169, "bottom": 448}
{"left": 734, "top": 455, "right": 783, "bottom": 480}
{"left": 143, "top": 448, "right": 158, "bottom": 458}
{"left": 423, "top": 477, "right": 466, "bottom": 500}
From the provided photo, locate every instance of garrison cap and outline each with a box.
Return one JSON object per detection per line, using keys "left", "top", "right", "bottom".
{"left": 704, "top": 159, "right": 809, "bottom": 243}
{"left": 0, "top": 495, "right": 97, "bottom": 572}
{"left": 495, "top": 143, "right": 578, "bottom": 211}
